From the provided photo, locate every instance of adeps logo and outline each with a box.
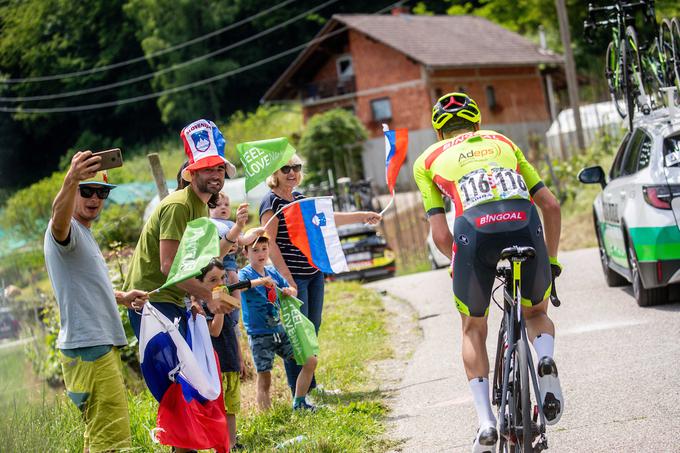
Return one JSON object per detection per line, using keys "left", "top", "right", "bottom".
{"left": 458, "top": 147, "right": 499, "bottom": 163}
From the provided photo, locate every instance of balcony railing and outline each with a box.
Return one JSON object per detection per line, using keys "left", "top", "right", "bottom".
{"left": 303, "top": 76, "right": 356, "bottom": 101}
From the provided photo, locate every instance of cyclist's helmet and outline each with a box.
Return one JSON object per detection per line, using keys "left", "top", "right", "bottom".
{"left": 431, "top": 92, "right": 481, "bottom": 131}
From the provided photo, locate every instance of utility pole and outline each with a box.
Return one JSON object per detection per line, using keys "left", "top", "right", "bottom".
{"left": 147, "top": 153, "right": 169, "bottom": 200}
{"left": 555, "top": 0, "right": 585, "bottom": 152}
{"left": 540, "top": 26, "right": 566, "bottom": 160}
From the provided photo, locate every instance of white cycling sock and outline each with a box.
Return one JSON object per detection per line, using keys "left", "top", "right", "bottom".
{"left": 533, "top": 333, "right": 554, "bottom": 360}
{"left": 469, "top": 377, "right": 496, "bottom": 428}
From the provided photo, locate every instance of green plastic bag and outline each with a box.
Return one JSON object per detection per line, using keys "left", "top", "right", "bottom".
{"left": 277, "top": 290, "right": 320, "bottom": 365}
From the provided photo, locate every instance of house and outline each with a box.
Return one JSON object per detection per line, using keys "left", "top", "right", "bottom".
{"left": 263, "top": 12, "right": 563, "bottom": 190}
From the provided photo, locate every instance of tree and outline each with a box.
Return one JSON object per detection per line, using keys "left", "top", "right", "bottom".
{"left": 299, "top": 109, "right": 367, "bottom": 186}
{"left": 0, "top": 0, "right": 419, "bottom": 190}
{"left": 0, "top": 0, "right": 164, "bottom": 189}
{"left": 221, "top": 104, "right": 303, "bottom": 166}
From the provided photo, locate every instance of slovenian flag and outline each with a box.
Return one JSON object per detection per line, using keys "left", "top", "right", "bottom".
{"left": 382, "top": 124, "right": 408, "bottom": 194}
{"left": 282, "top": 197, "right": 349, "bottom": 274}
{"left": 140, "top": 303, "right": 228, "bottom": 452}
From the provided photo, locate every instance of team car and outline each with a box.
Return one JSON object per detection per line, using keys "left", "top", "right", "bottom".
{"left": 578, "top": 107, "right": 680, "bottom": 306}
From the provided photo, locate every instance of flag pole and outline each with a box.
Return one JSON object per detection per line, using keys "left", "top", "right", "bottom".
{"left": 378, "top": 191, "right": 395, "bottom": 217}
{"left": 261, "top": 196, "right": 334, "bottom": 231}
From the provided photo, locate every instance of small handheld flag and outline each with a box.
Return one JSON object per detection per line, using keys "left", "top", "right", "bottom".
{"left": 157, "top": 218, "right": 220, "bottom": 291}
{"left": 381, "top": 124, "right": 408, "bottom": 214}
{"left": 237, "top": 137, "right": 296, "bottom": 192}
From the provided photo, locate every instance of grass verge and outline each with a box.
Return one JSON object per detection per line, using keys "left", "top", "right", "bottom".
{"left": 0, "top": 281, "right": 395, "bottom": 452}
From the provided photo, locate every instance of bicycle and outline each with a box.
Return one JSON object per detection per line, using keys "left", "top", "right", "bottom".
{"left": 659, "top": 17, "right": 680, "bottom": 103}
{"left": 491, "top": 246, "right": 561, "bottom": 452}
{"left": 586, "top": 2, "right": 680, "bottom": 125}
{"left": 585, "top": 1, "right": 655, "bottom": 127}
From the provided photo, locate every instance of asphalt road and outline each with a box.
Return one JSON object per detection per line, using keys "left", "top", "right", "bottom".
{"left": 367, "top": 248, "right": 680, "bottom": 452}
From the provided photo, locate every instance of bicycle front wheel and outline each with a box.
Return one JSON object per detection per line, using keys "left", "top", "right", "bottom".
{"left": 517, "top": 334, "right": 533, "bottom": 452}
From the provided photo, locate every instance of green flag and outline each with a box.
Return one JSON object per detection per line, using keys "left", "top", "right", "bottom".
{"left": 159, "top": 218, "right": 220, "bottom": 290}
{"left": 277, "top": 289, "right": 320, "bottom": 365}
{"left": 237, "top": 137, "right": 296, "bottom": 192}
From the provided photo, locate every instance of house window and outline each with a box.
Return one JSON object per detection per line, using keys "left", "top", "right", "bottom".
{"left": 486, "top": 85, "right": 497, "bottom": 109}
{"left": 371, "top": 98, "right": 392, "bottom": 121}
{"left": 336, "top": 55, "right": 354, "bottom": 80}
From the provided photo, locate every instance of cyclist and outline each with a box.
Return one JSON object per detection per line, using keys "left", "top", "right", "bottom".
{"left": 413, "top": 92, "right": 564, "bottom": 452}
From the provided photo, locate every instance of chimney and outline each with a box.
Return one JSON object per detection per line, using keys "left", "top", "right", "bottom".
{"left": 391, "top": 6, "right": 409, "bottom": 16}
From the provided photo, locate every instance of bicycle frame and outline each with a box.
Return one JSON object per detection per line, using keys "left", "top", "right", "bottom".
{"left": 493, "top": 258, "right": 548, "bottom": 451}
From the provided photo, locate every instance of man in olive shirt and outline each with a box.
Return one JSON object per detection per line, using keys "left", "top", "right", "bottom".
{"left": 124, "top": 119, "right": 246, "bottom": 339}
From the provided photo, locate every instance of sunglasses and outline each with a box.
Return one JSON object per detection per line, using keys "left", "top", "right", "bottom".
{"left": 280, "top": 164, "right": 302, "bottom": 174}
{"left": 79, "top": 186, "right": 111, "bottom": 200}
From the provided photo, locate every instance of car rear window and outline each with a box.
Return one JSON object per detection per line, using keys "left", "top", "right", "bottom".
{"left": 664, "top": 134, "right": 680, "bottom": 167}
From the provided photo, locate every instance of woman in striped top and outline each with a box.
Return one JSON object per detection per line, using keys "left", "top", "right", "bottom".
{"left": 259, "top": 154, "right": 381, "bottom": 393}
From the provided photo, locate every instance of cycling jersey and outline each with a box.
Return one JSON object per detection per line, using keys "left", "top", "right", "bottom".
{"left": 413, "top": 130, "right": 551, "bottom": 317}
{"left": 413, "top": 130, "right": 545, "bottom": 217}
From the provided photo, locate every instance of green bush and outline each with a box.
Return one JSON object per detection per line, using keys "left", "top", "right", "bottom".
{"left": 92, "top": 201, "right": 146, "bottom": 247}
{"left": 23, "top": 300, "right": 63, "bottom": 387}
{"left": 1, "top": 171, "right": 64, "bottom": 243}
{"left": 539, "top": 128, "right": 623, "bottom": 203}
{"left": 299, "top": 108, "right": 368, "bottom": 185}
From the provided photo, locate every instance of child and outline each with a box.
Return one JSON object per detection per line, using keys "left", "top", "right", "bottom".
{"left": 238, "top": 230, "right": 318, "bottom": 412}
{"left": 209, "top": 192, "right": 264, "bottom": 287}
{"left": 195, "top": 258, "right": 275, "bottom": 450}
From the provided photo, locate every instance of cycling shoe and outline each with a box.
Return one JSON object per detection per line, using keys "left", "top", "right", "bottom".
{"left": 472, "top": 425, "right": 498, "bottom": 453}
{"left": 537, "top": 356, "right": 563, "bottom": 425}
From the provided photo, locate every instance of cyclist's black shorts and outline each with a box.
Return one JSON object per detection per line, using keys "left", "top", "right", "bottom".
{"left": 451, "top": 199, "right": 551, "bottom": 317}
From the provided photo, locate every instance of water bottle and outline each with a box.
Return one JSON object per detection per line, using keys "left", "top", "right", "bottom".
{"left": 275, "top": 435, "right": 306, "bottom": 449}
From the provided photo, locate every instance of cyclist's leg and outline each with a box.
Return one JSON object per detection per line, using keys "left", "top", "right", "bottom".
{"left": 451, "top": 216, "right": 498, "bottom": 450}
{"left": 520, "top": 206, "right": 563, "bottom": 424}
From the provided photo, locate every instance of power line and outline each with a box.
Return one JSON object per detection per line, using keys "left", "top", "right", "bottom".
{"left": 0, "top": 0, "right": 297, "bottom": 84}
{"left": 0, "top": 0, "right": 339, "bottom": 102}
{"left": 0, "top": 1, "right": 405, "bottom": 114}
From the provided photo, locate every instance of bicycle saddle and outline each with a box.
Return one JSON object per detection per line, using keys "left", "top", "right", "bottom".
{"left": 500, "top": 246, "right": 535, "bottom": 261}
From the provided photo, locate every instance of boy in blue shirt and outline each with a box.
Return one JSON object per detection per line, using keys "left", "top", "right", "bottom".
{"left": 238, "top": 230, "right": 318, "bottom": 411}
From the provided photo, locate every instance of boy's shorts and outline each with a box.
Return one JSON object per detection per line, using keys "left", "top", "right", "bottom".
{"left": 59, "top": 347, "right": 131, "bottom": 452}
{"left": 222, "top": 371, "right": 241, "bottom": 414}
{"left": 248, "top": 331, "right": 294, "bottom": 373}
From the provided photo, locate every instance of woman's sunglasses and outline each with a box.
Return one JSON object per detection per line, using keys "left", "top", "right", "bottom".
{"left": 79, "top": 186, "right": 111, "bottom": 200}
{"left": 280, "top": 164, "right": 302, "bottom": 174}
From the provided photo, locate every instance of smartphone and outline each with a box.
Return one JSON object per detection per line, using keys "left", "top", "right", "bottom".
{"left": 94, "top": 148, "right": 123, "bottom": 170}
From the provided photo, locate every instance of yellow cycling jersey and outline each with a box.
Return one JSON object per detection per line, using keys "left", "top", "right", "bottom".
{"left": 413, "top": 130, "right": 544, "bottom": 216}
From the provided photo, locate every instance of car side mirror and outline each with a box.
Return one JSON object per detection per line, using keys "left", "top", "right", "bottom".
{"left": 578, "top": 166, "right": 607, "bottom": 189}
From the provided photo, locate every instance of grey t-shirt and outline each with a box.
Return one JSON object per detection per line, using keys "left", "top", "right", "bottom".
{"left": 44, "top": 218, "right": 127, "bottom": 349}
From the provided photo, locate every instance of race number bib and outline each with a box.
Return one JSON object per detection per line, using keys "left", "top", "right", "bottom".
{"left": 490, "top": 167, "right": 529, "bottom": 201}
{"left": 457, "top": 168, "right": 529, "bottom": 210}
{"left": 457, "top": 169, "right": 495, "bottom": 209}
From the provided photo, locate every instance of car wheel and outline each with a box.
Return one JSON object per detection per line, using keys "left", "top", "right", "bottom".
{"left": 595, "top": 217, "right": 627, "bottom": 287}
{"left": 626, "top": 238, "right": 668, "bottom": 307}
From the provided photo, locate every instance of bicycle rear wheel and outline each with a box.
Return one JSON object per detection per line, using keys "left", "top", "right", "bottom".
{"left": 622, "top": 36, "right": 640, "bottom": 129}
{"left": 672, "top": 18, "right": 680, "bottom": 103}
{"left": 605, "top": 40, "right": 627, "bottom": 118}
{"left": 660, "top": 19, "right": 676, "bottom": 88}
